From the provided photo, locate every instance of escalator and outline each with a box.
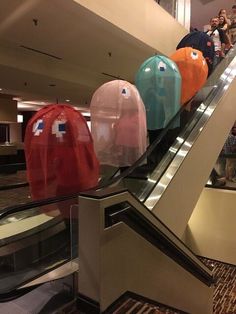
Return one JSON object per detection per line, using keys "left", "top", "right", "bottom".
{"left": 106, "top": 47, "right": 236, "bottom": 238}
{"left": 0, "top": 47, "right": 235, "bottom": 312}
{"left": 77, "top": 48, "right": 236, "bottom": 312}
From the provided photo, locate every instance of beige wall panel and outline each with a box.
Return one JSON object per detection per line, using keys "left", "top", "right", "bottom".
{"left": 100, "top": 223, "right": 213, "bottom": 313}
{"left": 75, "top": 0, "right": 188, "bottom": 55}
{"left": 0, "top": 98, "right": 17, "bottom": 122}
{"left": 79, "top": 194, "right": 213, "bottom": 313}
{"left": 10, "top": 123, "right": 22, "bottom": 143}
{"left": 185, "top": 188, "right": 236, "bottom": 265}
{"left": 152, "top": 78, "right": 236, "bottom": 238}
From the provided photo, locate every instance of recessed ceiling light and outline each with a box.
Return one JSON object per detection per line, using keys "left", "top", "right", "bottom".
{"left": 66, "top": 99, "right": 70, "bottom": 102}
{"left": 0, "top": 88, "right": 2, "bottom": 91}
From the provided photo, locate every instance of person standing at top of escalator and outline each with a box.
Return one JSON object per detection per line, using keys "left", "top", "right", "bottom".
{"left": 218, "top": 15, "right": 232, "bottom": 51}
{"left": 228, "top": 5, "right": 236, "bottom": 44}
{"left": 218, "top": 8, "right": 231, "bottom": 24}
{"left": 206, "top": 17, "right": 227, "bottom": 68}
{"left": 223, "top": 125, "right": 236, "bottom": 182}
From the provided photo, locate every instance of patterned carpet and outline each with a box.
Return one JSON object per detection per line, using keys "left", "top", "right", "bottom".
{"left": 105, "top": 258, "right": 236, "bottom": 314}
{"left": 0, "top": 171, "right": 30, "bottom": 209}
{"left": 105, "top": 294, "right": 185, "bottom": 314}
{"left": 202, "top": 258, "right": 236, "bottom": 314}
{"left": 109, "top": 298, "right": 183, "bottom": 313}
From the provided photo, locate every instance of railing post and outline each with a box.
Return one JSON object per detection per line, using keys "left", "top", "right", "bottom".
{"left": 78, "top": 194, "right": 104, "bottom": 309}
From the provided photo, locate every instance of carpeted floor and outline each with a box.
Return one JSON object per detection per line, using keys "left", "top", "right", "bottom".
{"left": 0, "top": 170, "right": 31, "bottom": 209}
{"left": 106, "top": 297, "right": 183, "bottom": 313}
{"left": 201, "top": 258, "right": 236, "bottom": 314}
{"left": 104, "top": 258, "right": 236, "bottom": 314}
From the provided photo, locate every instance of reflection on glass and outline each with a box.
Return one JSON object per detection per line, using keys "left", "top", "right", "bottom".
{"left": 155, "top": 0, "right": 176, "bottom": 17}
{"left": 0, "top": 197, "right": 78, "bottom": 294}
{"left": 208, "top": 123, "right": 236, "bottom": 188}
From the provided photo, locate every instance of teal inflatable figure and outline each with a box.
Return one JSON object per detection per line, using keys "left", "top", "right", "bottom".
{"left": 135, "top": 55, "right": 181, "bottom": 131}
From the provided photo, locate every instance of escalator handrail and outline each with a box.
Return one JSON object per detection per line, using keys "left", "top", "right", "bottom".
{"left": 0, "top": 182, "right": 29, "bottom": 191}
{"left": 0, "top": 192, "right": 79, "bottom": 220}
{"left": 0, "top": 103, "right": 191, "bottom": 220}
{"left": 0, "top": 162, "right": 26, "bottom": 172}
{"left": 0, "top": 72, "right": 230, "bottom": 220}
{"left": 98, "top": 46, "right": 236, "bottom": 189}
{"left": 0, "top": 49, "right": 234, "bottom": 303}
{"left": 0, "top": 285, "right": 41, "bottom": 303}
{"left": 0, "top": 98, "right": 200, "bottom": 220}
{"left": 1, "top": 48, "right": 236, "bottom": 222}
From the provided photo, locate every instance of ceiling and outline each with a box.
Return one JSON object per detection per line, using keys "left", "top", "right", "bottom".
{"left": 1, "top": 0, "right": 227, "bottom": 111}
{"left": 0, "top": 0, "right": 157, "bottom": 111}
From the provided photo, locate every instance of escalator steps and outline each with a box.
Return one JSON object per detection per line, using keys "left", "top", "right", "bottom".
{"left": 104, "top": 294, "right": 185, "bottom": 314}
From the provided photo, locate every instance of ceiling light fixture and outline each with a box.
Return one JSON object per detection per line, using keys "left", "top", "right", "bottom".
{"left": 66, "top": 99, "right": 70, "bottom": 102}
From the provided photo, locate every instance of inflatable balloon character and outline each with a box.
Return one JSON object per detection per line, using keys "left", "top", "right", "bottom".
{"left": 170, "top": 47, "right": 208, "bottom": 105}
{"left": 135, "top": 55, "right": 181, "bottom": 131}
{"left": 90, "top": 80, "right": 147, "bottom": 167}
{"left": 25, "top": 104, "right": 99, "bottom": 217}
{"left": 176, "top": 31, "right": 215, "bottom": 75}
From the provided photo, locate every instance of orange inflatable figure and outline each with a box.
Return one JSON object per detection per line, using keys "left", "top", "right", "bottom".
{"left": 170, "top": 47, "right": 208, "bottom": 105}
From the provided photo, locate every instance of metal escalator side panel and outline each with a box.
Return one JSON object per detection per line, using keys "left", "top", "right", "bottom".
{"left": 145, "top": 59, "right": 236, "bottom": 238}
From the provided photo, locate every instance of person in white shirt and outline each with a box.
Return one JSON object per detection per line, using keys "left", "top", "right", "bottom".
{"left": 206, "top": 17, "right": 227, "bottom": 68}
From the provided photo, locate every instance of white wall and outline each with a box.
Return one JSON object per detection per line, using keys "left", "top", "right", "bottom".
{"left": 75, "top": 0, "right": 188, "bottom": 56}
{"left": 176, "top": 0, "right": 191, "bottom": 31}
{"left": 185, "top": 188, "right": 236, "bottom": 265}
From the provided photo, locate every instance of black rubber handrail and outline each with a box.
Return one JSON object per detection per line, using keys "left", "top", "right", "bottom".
{"left": 0, "top": 182, "right": 29, "bottom": 191}
{"left": 0, "top": 163, "right": 26, "bottom": 172}
{"left": 0, "top": 285, "right": 40, "bottom": 303}
{"left": 0, "top": 192, "right": 79, "bottom": 220}
{"left": 0, "top": 102, "right": 190, "bottom": 220}
{"left": 220, "top": 153, "right": 236, "bottom": 158}
{"left": 0, "top": 45, "right": 235, "bottom": 223}
{"left": 0, "top": 80, "right": 228, "bottom": 220}
{"left": 0, "top": 33, "right": 234, "bottom": 306}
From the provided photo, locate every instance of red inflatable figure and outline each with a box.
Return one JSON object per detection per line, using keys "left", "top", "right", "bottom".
{"left": 25, "top": 104, "right": 99, "bottom": 217}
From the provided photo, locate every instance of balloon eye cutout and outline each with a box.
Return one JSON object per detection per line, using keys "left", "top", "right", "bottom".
{"left": 121, "top": 87, "right": 131, "bottom": 98}
{"left": 191, "top": 51, "right": 199, "bottom": 60}
{"left": 52, "top": 120, "right": 66, "bottom": 138}
{"left": 158, "top": 61, "right": 167, "bottom": 72}
{"left": 33, "top": 119, "right": 44, "bottom": 136}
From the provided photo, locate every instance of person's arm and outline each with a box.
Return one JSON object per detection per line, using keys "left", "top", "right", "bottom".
{"left": 218, "top": 28, "right": 227, "bottom": 43}
{"left": 218, "top": 28, "right": 226, "bottom": 55}
{"left": 226, "top": 17, "right": 231, "bottom": 26}
{"left": 222, "top": 24, "right": 228, "bottom": 31}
